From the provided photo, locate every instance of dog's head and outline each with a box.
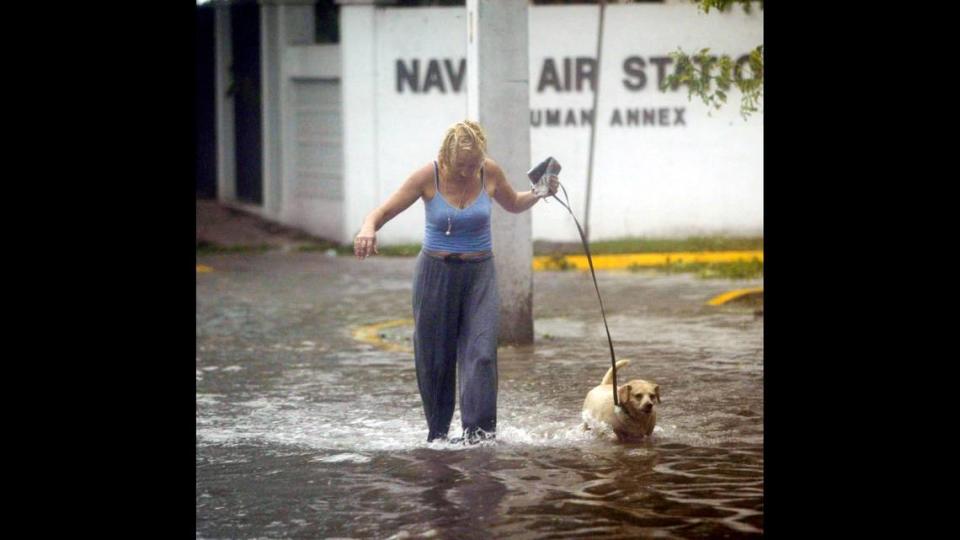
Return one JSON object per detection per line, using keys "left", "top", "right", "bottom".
{"left": 617, "top": 380, "right": 661, "bottom": 418}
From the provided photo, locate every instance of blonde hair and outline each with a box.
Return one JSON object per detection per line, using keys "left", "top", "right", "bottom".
{"left": 437, "top": 120, "right": 487, "bottom": 173}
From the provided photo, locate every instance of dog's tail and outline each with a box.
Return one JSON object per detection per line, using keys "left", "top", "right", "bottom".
{"left": 601, "top": 359, "right": 630, "bottom": 385}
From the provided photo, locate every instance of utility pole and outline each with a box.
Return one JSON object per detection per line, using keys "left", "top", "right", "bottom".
{"left": 466, "top": 0, "right": 533, "bottom": 345}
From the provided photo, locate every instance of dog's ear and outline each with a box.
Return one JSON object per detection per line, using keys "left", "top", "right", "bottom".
{"left": 618, "top": 384, "right": 632, "bottom": 404}
{"left": 654, "top": 385, "right": 661, "bottom": 404}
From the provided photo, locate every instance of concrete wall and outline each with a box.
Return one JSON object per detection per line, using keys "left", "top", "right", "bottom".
{"left": 215, "top": 1, "right": 345, "bottom": 240}
{"left": 340, "top": 2, "right": 763, "bottom": 245}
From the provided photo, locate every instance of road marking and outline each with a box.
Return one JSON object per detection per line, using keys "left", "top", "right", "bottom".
{"left": 197, "top": 264, "right": 214, "bottom": 273}
{"left": 707, "top": 287, "right": 764, "bottom": 306}
{"left": 351, "top": 319, "right": 414, "bottom": 353}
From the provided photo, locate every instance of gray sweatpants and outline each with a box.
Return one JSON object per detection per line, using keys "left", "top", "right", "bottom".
{"left": 412, "top": 251, "right": 499, "bottom": 442}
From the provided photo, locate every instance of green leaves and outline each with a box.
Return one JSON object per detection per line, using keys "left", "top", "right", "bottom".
{"left": 656, "top": 1, "right": 763, "bottom": 120}
{"left": 696, "top": 0, "right": 762, "bottom": 15}
{"left": 661, "top": 44, "right": 763, "bottom": 120}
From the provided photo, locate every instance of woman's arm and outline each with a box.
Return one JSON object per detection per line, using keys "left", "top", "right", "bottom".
{"left": 354, "top": 163, "right": 431, "bottom": 259}
{"left": 489, "top": 160, "right": 557, "bottom": 213}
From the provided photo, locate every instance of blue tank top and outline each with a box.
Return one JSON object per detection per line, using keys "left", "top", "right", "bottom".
{"left": 423, "top": 161, "right": 493, "bottom": 252}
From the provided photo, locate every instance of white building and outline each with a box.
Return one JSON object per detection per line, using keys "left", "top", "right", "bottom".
{"left": 199, "top": 0, "right": 763, "bottom": 245}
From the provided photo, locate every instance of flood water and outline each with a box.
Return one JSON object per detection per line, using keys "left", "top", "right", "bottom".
{"left": 196, "top": 252, "right": 763, "bottom": 538}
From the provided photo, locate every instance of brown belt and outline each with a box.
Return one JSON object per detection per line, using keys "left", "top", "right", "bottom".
{"left": 422, "top": 249, "right": 493, "bottom": 262}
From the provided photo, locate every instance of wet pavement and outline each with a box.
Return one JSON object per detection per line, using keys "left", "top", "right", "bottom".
{"left": 196, "top": 251, "right": 763, "bottom": 538}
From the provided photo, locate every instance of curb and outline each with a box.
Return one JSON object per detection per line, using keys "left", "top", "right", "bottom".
{"left": 533, "top": 250, "right": 763, "bottom": 271}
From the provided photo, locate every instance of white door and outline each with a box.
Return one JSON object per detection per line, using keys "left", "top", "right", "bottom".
{"left": 286, "top": 78, "right": 344, "bottom": 241}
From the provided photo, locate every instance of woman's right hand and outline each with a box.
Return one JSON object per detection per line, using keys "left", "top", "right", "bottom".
{"left": 354, "top": 229, "right": 378, "bottom": 260}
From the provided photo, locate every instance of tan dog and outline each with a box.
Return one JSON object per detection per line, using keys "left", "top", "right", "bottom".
{"left": 582, "top": 359, "right": 660, "bottom": 442}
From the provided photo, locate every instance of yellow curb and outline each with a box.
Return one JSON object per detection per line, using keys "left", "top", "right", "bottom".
{"left": 533, "top": 250, "right": 763, "bottom": 271}
{"left": 351, "top": 318, "right": 414, "bottom": 353}
{"left": 196, "top": 264, "right": 214, "bottom": 273}
{"left": 707, "top": 287, "right": 764, "bottom": 306}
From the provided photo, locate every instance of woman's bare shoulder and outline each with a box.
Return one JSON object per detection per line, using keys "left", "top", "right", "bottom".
{"left": 408, "top": 161, "right": 438, "bottom": 197}
{"left": 482, "top": 158, "right": 508, "bottom": 187}
{"left": 483, "top": 157, "right": 502, "bottom": 172}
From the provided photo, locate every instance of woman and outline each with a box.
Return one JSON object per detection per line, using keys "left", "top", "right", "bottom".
{"left": 354, "top": 120, "right": 558, "bottom": 443}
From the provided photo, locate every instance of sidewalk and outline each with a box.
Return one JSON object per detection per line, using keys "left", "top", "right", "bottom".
{"left": 196, "top": 199, "right": 333, "bottom": 251}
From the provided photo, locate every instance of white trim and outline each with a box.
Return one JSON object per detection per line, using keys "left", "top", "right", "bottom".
{"left": 260, "top": 3, "right": 283, "bottom": 218}
{"left": 214, "top": 4, "right": 237, "bottom": 203}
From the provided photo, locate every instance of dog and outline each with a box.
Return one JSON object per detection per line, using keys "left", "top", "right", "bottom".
{"left": 582, "top": 359, "right": 660, "bottom": 442}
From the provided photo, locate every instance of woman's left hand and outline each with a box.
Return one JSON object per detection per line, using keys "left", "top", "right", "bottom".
{"left": 544, "top": 175, "right": 560, "bottom": 198}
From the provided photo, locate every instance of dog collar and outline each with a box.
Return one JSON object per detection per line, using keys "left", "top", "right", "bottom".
{"left": 614, "top": 404, "right": 637, "bottom": 421}
{"left": 615, "top": 404, "right": 645, "bottom": 423}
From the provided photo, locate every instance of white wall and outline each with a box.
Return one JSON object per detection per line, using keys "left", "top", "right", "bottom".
{"left": 340, "top": 4, "right": 380, "bottom": 245}
{"left": 372, "top": 7, "right": 469, "bottom": 244}
{"left": 280, "top": 45, "right": 344, "bottom": 240}
{"left": 340, "top": 2, "right": 763, "bottom": 244}
{"left": 531, "top": 4, "right": 763, "bottom": 241}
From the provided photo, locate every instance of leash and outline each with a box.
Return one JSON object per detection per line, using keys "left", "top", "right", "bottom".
{"left": 548, "top": 184, "right": 620, "bottom": 406}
